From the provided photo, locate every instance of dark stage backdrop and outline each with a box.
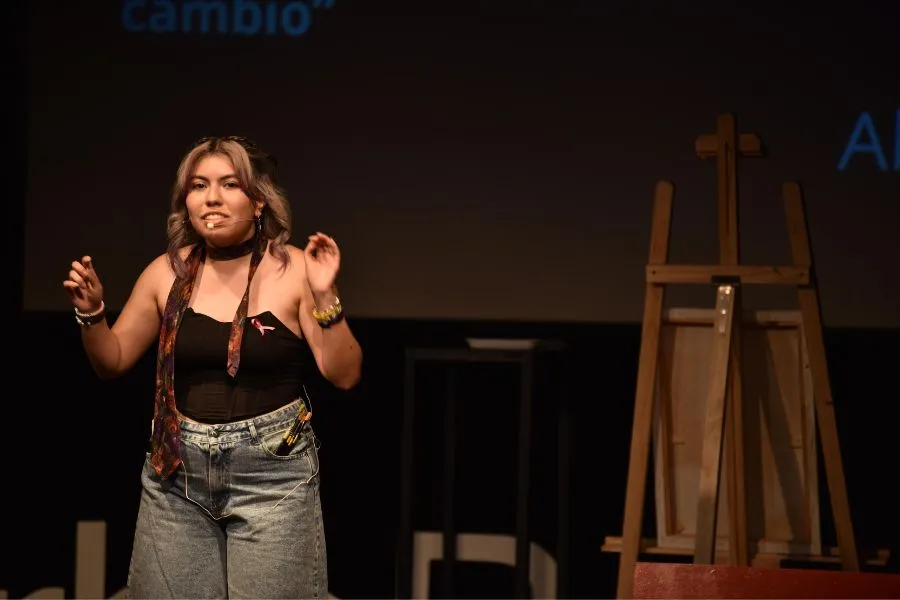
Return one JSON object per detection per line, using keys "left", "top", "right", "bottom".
{"left": 23, "top": 1, "right": 899, "bottom": 327}
{"left": 8, "top": 2, "right": 900, "bottom": 599}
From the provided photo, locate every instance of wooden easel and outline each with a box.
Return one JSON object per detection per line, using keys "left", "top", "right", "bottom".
{"left": 613, "top": 113, "right": 860, "bottom": 598}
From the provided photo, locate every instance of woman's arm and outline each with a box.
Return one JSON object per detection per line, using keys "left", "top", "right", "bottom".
{"left": 298, "top": 284, "right": 363, "bottom": 389}
{"left": 69, "top": 255, "right": 165, "bottom": 380}
{"left": 290, "top": 238, "right": 363, "bottom": 390}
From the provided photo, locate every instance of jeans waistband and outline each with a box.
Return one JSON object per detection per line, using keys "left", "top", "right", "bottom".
{"left": 177, "top": 398, "right": 305, "bottom": 445}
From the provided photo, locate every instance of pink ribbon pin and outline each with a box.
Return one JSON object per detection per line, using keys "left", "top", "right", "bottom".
{"left": 251, "top": 317, "right": 275, "bottom": 336}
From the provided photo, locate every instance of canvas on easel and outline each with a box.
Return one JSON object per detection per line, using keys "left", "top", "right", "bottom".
{"left": 651, "top": 307, "right": 822, "bottom": 558}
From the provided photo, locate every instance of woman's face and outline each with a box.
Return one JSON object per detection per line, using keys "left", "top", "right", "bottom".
{"left": 185, "top": 154, "right": 261, "bottom": 247}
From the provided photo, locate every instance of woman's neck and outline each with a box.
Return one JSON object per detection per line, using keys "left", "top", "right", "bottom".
{"left": 206, "top": 232, "right": 258, "bottom": 261}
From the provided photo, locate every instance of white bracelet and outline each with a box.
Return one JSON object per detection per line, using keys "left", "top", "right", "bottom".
{"left": 75, "top": 300, "right": 106, "bottom": 318}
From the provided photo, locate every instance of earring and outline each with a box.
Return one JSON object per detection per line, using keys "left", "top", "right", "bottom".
{"left": 255, "top": 215, "right": 262, "bottom": 234}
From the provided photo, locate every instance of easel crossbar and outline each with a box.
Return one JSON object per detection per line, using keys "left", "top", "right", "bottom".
{"left": 646, "top": 265, "right": 809, "bottom": 285}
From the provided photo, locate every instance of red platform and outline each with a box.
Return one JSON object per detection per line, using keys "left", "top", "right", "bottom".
{"left": 632, "top": 562, "right": 900, "bottom": 599}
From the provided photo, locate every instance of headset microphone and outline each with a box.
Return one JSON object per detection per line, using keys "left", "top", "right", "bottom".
{"left": 204, "top": 218, "right": 256, "bottom": 230}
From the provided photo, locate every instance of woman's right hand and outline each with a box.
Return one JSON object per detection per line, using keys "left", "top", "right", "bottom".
{"left": 63, "top": 255, "right": 105, "bottom": 313}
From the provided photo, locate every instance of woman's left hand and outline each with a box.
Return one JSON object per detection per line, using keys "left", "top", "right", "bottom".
{"left": 303, "top": 232, "right": 341, "bottom": 294}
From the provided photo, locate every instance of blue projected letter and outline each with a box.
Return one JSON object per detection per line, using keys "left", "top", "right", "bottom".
{"left": 894, "top": 108, "right": 900, "bottom": 171}
{"left": 838, "top": 111, "right": 888, "bottom": 171}
{"left": 122, "top": 0, "right": 147, "bottom": 31}
{"left": 149, "top": 0, "right": 177, "bottom": 32}
{"left": 233, "top": 0, "right": 262, "bottom": 35}
{"left": 281, "top": 2, "right": 312, "bottom": 36}
{"left": 182, "top": 1, "right": 228, "bottom": 34}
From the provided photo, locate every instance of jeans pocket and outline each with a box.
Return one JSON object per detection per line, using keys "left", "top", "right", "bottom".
{"left": 257, "top": 428, "right": 321, "bottom": 485}
{"left": 259, "top": 420, "right": 319, "bottom": 460}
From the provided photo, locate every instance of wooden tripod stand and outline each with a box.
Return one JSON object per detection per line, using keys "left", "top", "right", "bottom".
{"left": 613, "top": 113, "right": 859, "bottom": 598}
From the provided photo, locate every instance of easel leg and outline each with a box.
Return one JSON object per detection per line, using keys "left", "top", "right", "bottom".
{"left": 782, "top": 182, "right": 860, "bottom": 571}
{"left": 694, "top": 284, "right": 737, "bottom": 565}
{"left": 724, "top": 302, "right": 749, "bottom": 566}
{"left": 714, "top": 113, "right": 749, "bottom": 566}
{"left": 616, "top": 181, "right": 674, "bottom": 599}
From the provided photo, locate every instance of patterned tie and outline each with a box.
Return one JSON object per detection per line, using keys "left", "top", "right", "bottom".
{"left": 150, "top": 234, "right": 267, "bottom": 479}
{"left": 226, "top": 236, "right": 265, "bottom": 377}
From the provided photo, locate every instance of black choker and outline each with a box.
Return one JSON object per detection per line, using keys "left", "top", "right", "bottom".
{"left": 207, "top": 234, "right": 259, "bottom": 261}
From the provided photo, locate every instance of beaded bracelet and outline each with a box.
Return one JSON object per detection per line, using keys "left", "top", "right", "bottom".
{"left": 312, "top": 296, "right": 344, "bottom": 328}
{"left": 75, "top": 301, "right": 107, "bottom": 328}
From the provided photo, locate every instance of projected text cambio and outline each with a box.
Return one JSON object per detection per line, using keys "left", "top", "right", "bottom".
{"left": 122, "top": 0, "right": 335, "bottom": 36}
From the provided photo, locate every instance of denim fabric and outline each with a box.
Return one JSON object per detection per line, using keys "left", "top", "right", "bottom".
{"left": 126, "top": 399, "right": 326, "bottom": 599}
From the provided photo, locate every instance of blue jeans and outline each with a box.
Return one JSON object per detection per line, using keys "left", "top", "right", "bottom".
{"left": 126, "top": 399, "right": 327, "bottom": 599}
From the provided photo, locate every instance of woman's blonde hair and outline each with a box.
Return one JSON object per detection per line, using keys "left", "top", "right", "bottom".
{"left": 165, "top": 136, "right": 292, "bottom": 278}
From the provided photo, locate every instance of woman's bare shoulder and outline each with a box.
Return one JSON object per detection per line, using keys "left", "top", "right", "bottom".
{"left": 139, "top": 246, "right": 195, "bottom": 281}
{"left": 278, "top": 244, "right": 304, "bottom": 270}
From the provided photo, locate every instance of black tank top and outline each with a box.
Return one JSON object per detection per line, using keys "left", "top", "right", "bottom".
{"left": 174, "top": 307, "right": 313, "bottom": 423}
